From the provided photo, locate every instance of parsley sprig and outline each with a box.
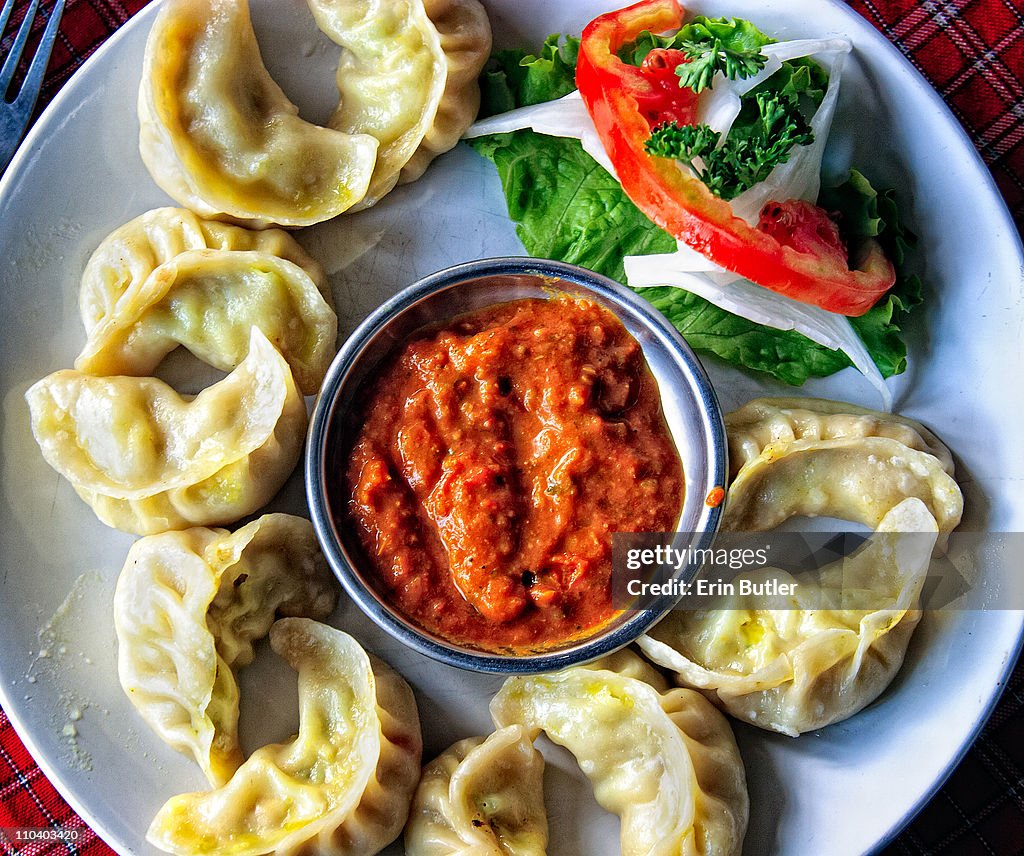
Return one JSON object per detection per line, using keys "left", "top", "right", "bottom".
{"left": 675, "top": 35, "right": 768, "bottom": 92}
{"left": 620, "top": 17, "right": 773, "bottom": 93}
{"left": 645, "top": 92, "right": 815, "bottom": 200}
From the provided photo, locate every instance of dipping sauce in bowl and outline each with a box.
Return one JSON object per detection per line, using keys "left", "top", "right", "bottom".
{"left": 342, "top": 296, "right": 684, "bottom": 652}
{"left": 307, "top": 258, "right": 726, "bottom": 673}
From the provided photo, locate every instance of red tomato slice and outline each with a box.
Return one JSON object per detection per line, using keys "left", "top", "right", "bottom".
{"left": 576, "top": 0, "right": 895, "bottom": 316}
{"left": 635, "top": 49, "right": 699, "bottom": 126}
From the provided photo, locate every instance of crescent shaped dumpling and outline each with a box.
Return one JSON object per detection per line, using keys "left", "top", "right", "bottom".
{"left": 26, "top": 328, "right": 307, "bottom": 535}
{"left": 722, "top": 417, "right": 963, "bottom": 536}
{"left": 147, "top": 618, "right": 423, "bottom": 856}
{"left": 490, "top": 653, "right": 748, "bottom": 856}
{"left": 638, "top": 498, "right": 939, "bottom": 736}
{"left": 306, "top": 0, "right": 490, "bottom": 209}
{"left": 404, "top": 725, "right": 548, "bottom": 856}
{"left": 138, "top": 0, "right": 378, "bottom": 227}
{"left": 75, "top": 248, "right": 337, "bottom": 394}
{"left": 114, "top": 514, "right": 338, "bottom": 786}
{"left": 725, "top": 397, "right": 955, "bottom": 474}
{"left": 79, "top": 208, "right": 331, "bottom": 335}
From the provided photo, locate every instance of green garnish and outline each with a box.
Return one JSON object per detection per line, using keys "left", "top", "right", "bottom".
{"left": 645, "top": 92, "right": 814, "bottom": 200}
{"left": 822, "top": 170, "right": 924, "bottom": 378}
{"left": 675, "top": 32, "right": 768, "bottom": 92}
{"left": 621, "top": 17, "right": 773, "bottom": 92}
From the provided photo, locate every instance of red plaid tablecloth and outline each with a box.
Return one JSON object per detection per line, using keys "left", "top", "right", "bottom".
{"left": 1, "top": 0, "right": 1022, "bottom": 853}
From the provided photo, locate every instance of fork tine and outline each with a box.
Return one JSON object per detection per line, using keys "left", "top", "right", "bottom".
{"left": 0, "top": 0, "right": 41, "bottom": 98}
{"left": 13, "top": 0, "right": 63, "bottom": 108}
{"left": 0, "top": 0, "right": 18, "bottom": 39}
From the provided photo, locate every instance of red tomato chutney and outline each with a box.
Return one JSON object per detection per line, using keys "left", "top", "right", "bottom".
{"left": 338, "top": 296, "right": 683, "bottom": 652}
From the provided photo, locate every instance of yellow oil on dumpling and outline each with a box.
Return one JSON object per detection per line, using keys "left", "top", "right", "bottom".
{"left": 490, "top": 652, "right": 748, "bottom": 856}
{"left": 26, "top": 328, "right": 307, "bottom": 534}
{"left": 147, "top": 618, "right": 423, "bottom": 856}
{"left": 114, "top": 514, "right": 338, "bottom": 786}
{"left": 138, "top": 0, "right": 379, "bottom": 227}
{"left": 405, "top": 725, "right": 547, "bottom": 856}
{"left": 76, "top": 248, "right": 337, "bottom": 394}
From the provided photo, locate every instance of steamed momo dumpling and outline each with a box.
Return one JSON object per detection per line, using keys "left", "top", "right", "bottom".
{"left": 634, "top": 397, "right": 964, "bottom": 736}
{"left": 578, "top": 646, "right": 671, "bottom": 692}
{"left": 26, "top": 329, "right": 306, "bottom": 535}
{"left": 725, "top": 397, "right": 956, "bottom": 474}
{"left": 75, "top": 248, "right": 337, "bottom": 394}
{"left": 138, "top": 0, "right": 378, "bottom": 227}
{"left": 306, "top": 0, "right": 491, "bottom": 209}
{"left": 490, "top": 652, "right": 748, "bottom": 856}
{"left": 306, "top": 0, "right": 444, "bottom": 210}
{"left": 638, "top": 499, "right": 939, "bottom": 736}
{"left": 405, "top": 725, "right": 547, "bottom": 856}
{"left": 114, "top": 514, "right": 338, "bottom": 785}
{"left": 79, "top": 208, "right": 330, "bottom": 336}
{"left": 722, "top": 400, "right": 963, "bottom": 536}
{"left": 147, "top": 618, "right": 423, "bottom": 856}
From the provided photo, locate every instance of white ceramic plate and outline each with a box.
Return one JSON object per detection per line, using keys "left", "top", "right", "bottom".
{"left": 1, "top": 1, "right": 1022, "bottom": 854}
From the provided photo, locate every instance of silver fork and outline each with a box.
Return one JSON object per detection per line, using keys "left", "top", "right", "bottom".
{"left": 0, "top": 0, "right": 65, "bottom": 172}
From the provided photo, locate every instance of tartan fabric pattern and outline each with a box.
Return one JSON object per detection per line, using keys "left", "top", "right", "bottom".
{"left": 1, "top": 0, "right": 1023, "bottom": 853}
{"left": 846, "top": 0, "right": 1024, "bottom": 231}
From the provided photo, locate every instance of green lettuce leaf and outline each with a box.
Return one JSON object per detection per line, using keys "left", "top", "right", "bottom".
{"left": 479, "top": 34, "right": 580, "bottom": 118}
{"left": 467, "top": 132, "right": 674, "bottom": 282}
{"left": 822, "top": 169, "right": 923, "bottom": 377}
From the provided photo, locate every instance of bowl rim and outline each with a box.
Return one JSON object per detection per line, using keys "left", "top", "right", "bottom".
{"left": 305, "top": 256, "right": 728, "bottom": 673}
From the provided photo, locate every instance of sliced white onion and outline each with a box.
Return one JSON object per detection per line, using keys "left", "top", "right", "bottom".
{"left": 696, "top": 72, "right": 743, "bottom": 142}
{"left": 464, "top": 91, "right": 617, "bottom": 177}
{"left": 624, "top": 251, "right": 892, "bottom": 410}
{"left": 652, "top": 239, "right": 725, "bottom": 272}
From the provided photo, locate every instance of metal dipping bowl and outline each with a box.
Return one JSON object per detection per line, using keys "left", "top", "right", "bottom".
{"left": 306, "top": 257, "right": 727, "bottom": 673}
